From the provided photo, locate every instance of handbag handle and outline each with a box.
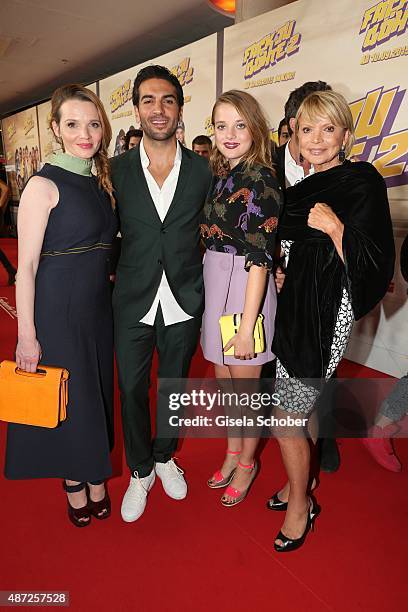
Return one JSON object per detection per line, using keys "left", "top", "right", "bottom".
{"left": 15, "top": 367, "right": 47, "bottom": 378}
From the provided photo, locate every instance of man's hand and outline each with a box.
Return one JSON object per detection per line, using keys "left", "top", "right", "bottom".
{"left": 275, "top": 266, "right": 286, "bottom": 293}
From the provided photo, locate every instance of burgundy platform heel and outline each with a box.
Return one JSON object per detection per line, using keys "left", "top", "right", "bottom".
{"left": 87, "top": 480, "right": 111, "bottom": 520}
{"left": 63, "top": 481, "right": 91, "bottom": 528}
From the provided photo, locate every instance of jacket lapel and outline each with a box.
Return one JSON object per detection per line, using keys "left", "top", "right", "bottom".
{"left": 164, "top": 147, "right": 192, "bottom": 222}
{"left": 128, "top": 146, "right": 162, "bottom": 226}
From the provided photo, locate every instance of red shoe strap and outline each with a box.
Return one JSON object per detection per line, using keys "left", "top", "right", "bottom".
{"left": 238, "top": 461, "right": 254, "bottom": 470}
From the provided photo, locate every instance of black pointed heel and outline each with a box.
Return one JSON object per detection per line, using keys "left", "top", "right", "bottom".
{"left": 266, "top": 492, "right": 288, "bottom": 511}
{"left": 267, "top": 477, "right": 318, "bottom": 512}
{"left": 63, "top": 481, "right": 91, "bottom": 528}
{"left": 274, "top": 498, "right": 320, "bottom": 553}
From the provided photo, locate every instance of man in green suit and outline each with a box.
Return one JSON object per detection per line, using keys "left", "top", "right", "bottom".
{"left": 111, "top": 65, "right": 211, "bottom": 522}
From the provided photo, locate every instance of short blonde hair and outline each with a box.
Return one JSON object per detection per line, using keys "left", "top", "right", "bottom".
{"left": 210, "top": 89, "right": 274, "bottom": 176}
{"left": 295, "top": 90, "right": 355, "bottom": 157}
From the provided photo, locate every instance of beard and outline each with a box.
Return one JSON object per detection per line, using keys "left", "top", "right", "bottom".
{"left": 140, "top": 116, "right": 179, "bottom": 141}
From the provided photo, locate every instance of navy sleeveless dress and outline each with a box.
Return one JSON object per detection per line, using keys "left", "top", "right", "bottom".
{"left": 5, "top": 164, "right": 118, "bottom": 482}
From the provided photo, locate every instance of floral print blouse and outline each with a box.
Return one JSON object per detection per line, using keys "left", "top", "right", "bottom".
{"left": 201, "top": 162, "right": 282, "bottom": 271}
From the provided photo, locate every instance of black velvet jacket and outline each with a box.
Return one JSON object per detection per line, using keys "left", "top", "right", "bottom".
{"left": 272, "top": 161, "right": 395, "bottom": 378}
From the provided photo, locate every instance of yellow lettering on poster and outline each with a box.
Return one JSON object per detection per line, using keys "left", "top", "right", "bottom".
{"left": 350, "top": 142, "right": 366, "bottom": 158}
{"left": 110, "top": 79, "right": 133, "bottom": 114}
{"left": 244, "top": 71, "right": 296, "bottom": 89}
{"left": 112, "top": 110, "right": 133, "bottom": 120}
{"left": 7, "top": 123, "right": 17, "bottom": 141}
{"left": 242, "top": 20, "right": 301, "bottom": 80}
{"left": 205, "top": 116, "right": 214, "bottom": 137}
{"left": 353, "top": 88, "right": 397, "bottom": 140}
{"left": 360, "top": 43, "right": 408, "bottom": 63}
{"left": 170, "top": 58, "right": 194, "bottom": 87}
{"left": 24, "top": 115, "right": 34, "bottom": 136}
{"left": 350, "top": 85, "right": 407, "bottom": 186}
{"left": 360, "top": 0, "right": 407, "bottom": 51}
{"left": 373, "top": 131, "right": 408, "bottom": 177}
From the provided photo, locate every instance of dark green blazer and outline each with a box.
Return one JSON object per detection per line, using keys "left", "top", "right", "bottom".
{"left": 110, "top": 144, "right": 212, "bottom": 324}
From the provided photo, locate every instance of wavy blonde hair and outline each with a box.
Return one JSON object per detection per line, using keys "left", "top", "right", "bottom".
{"left": 210, "top": 90, "right": 274, "bottom": 176}
{"left": 49, "top": 84, "right": 115, "bottom": 207}
{"left": 295, "top": 90, "right": 356, "bottom": 157}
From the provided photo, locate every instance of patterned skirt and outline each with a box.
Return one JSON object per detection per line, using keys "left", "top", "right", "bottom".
{"left": 275, "top": 241, "right": 354, "bottom": 415}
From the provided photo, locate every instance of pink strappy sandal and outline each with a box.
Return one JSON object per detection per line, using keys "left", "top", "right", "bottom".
{"left": 207, "top": 449, "right": 241, "bottom": 489}
{"left": 221, "top": 460, "right": 258, "bottom": 507}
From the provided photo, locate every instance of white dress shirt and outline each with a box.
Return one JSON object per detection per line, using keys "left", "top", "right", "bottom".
{"left": 284, "top": 141, "right": 314, "bottom": 187}
{"left": 139, "top": 138, "right": 193, "bottom": 326}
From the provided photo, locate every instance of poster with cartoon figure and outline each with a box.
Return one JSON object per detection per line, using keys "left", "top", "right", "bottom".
{"left": 2, "top": 108, "right": 41, "bottom": 201}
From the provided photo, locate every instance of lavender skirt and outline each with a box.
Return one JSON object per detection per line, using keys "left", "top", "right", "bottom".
{"left": 201, "top": 249, "right": 277, "bottom": 366}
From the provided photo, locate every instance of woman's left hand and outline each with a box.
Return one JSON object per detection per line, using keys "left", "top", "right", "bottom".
{"left": 307, "top": 203, "right": 342, "bottom": 236}
{"left": 223, "top": 331, "right": 255, "bottom": 360}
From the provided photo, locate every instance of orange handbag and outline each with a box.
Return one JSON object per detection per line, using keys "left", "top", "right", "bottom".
{"left": 0, "top": 360, "right": 69, "bottom": 428}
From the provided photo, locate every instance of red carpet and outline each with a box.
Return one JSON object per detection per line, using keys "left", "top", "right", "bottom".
{"left": 0, "top": 237, "right": 407, "bottom": 612}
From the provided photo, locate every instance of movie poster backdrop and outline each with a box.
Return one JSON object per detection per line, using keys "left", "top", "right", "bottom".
{"left": 2, "top": 108, "right": 41, "bottom": 202}
{"left": 1, "top": 3, "right": 406, "bottom": 374}
{"left": 223, "top": 0, "right": 408, "bottom": 376}
{"left": 99, "top": 35, "right": 218, "bottom": 156}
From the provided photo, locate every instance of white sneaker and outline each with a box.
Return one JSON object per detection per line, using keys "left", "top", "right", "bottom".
{"left": 121, "top": 469, "right": 155, "bottom": 522}
{"left": 155, "top": 458, "right": 187, "bottom": 500}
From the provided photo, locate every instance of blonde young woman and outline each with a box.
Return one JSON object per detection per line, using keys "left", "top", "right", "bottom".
{"left": 5, "top": 84, "right": 118, "bottom": 527}
{"left": 271, "top": 90, "right": 394, "bottom": 551}
{"left": 201, "top": 90, "right": 282, "bottom": 506}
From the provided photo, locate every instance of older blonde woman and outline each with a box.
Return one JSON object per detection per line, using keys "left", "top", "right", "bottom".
{"left": 271, "top": 90, "right": 395, "bottom": 552}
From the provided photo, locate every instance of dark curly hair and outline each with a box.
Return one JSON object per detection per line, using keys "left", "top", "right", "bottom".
{"left": 284, "top": 81, "right": 332, "bottom": 136}
{"left": 125, "top": 129, "right": 143, "bottom": 150}
{"left": 132, "top": 65, "right": 184, "bottom": 107}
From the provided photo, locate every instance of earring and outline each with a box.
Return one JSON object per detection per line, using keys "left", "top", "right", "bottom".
{"left": 338, "top": 146, "right": 346, "bottom": 162}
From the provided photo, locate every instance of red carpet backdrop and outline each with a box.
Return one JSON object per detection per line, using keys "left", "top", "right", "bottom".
{"left": 0, "top": 237, "right": 407, "bottom": 611}
{"left": 0, "top": 0, "right": 407, "bottom": 609}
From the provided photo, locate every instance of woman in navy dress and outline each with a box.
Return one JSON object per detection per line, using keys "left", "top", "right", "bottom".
{"left": 5, "top": 84, "right": 117, "bottom": 527}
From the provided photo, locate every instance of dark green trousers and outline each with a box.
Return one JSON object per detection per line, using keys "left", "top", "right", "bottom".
{"left": 115, "top": 305, "right": 201, "bottom": 477}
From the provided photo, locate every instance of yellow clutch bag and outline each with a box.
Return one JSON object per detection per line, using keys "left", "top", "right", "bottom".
{"left": 0, "top": 360, "right": 69, "bottom": 428}
{"left": 219, "top": 313, "right": 265, "bottom": 356}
